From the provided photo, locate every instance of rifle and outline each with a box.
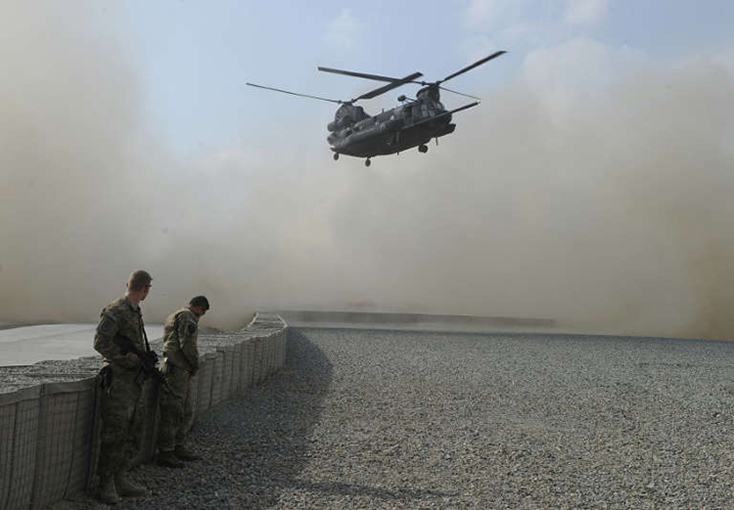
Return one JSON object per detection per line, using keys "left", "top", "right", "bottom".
{"left": 116, "top": 333, "right": 168, "bottom": 388}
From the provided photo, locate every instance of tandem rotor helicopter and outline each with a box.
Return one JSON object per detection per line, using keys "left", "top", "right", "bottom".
{"left": 247, "top": 51, "right": 506, "bottom": 167}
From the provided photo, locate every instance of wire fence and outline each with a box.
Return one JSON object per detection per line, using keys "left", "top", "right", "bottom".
{"left": 0, "top": 314, "right": 287, "bottom": 510}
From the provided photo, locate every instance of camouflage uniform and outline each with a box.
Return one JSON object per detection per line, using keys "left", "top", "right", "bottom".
{"left": 93, "top": 296, "right": 146, "bottom": 481}
{"left": 157, "top": 308, "right": 200, "bottom": 452}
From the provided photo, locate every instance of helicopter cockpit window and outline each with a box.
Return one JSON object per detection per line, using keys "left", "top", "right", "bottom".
{"left": 353, "top": 106, "right": 369, "bottom": 121}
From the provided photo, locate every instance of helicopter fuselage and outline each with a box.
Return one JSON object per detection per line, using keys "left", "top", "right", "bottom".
{"left": 247, "top": 50, "right": 505, "bottom": 166}
{"left": 327, "top": 95, "right": 455, "bottom": 158}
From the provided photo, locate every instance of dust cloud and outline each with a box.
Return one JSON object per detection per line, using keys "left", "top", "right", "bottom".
{"left": 1, "top": 5, "right": 733, "bottom": 339}
{"left": 0, "top": 2, "right": 253, "bottom": 330}
{"left": 324, "top": 50, "right": 734, "bottom": 340}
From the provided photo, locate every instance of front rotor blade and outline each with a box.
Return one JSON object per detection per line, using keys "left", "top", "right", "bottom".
{"left": 440, "top": 50, "right": 507, "bottom": 83}
{"left": 355, "top": 72, "right": 423, "bottom": 101}
{"left": 318, "top": 67, "right": 407, "bottom": 83}
{"left": 246, "top": 83, "right": 342, "bottom": 104}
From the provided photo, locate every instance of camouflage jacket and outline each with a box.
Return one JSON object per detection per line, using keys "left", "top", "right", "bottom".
{"left": 94, "top": 296, "right": 146, "bottom": 369}
{"left": 162, "top": 308, "right": 200, "bottom": 372}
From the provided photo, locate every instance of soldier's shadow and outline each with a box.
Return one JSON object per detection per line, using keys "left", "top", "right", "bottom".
{"left": 165, "top": 329, "right": 335, "bottom": 508}
{"left": 113, "top": 328, "right": 460, "bottom": 509}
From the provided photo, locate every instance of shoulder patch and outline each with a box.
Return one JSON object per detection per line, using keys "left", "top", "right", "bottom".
{"left": 188, "top": 322, "right": 197, "bottom": 335}
{"left": 99, "top": 316, "right": 116, "bottom": 333}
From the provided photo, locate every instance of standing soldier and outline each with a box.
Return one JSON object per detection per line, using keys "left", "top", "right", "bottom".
{"left": 93, "top": 270, "right": 154, "bottom": 504}
{"left": 156, "top": 295, "right": 210, "bottom": 467}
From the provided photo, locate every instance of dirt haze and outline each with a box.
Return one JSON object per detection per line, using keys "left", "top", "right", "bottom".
{"left": 1, "top": 4, "right": 733, "bottom": 338}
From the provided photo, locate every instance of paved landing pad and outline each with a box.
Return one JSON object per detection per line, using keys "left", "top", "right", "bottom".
{"left": 0, "top": 323, "right": 164, "bottom": 366}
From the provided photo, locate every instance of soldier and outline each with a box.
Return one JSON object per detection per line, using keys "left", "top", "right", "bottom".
{"left": 93, "top": 269, "right": 154, "bottom": 504}
{"left": 156, "top": 295, "right": 210, "bottom": 467}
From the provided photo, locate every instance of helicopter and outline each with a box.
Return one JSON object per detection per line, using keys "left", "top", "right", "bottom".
{"left": 247, "top": 50, "right": 506, "bottom": 167}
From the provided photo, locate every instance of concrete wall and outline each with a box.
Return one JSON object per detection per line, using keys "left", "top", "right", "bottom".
{"left": 0, "top": 313, "right": 287, "bottom": 510}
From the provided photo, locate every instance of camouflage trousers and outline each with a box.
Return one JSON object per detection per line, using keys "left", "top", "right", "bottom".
{"left": 98, "top": 365, "right": 143, "bottom": 480}
{"left": 157, "top": 363, "right": 193, "bottom": 452}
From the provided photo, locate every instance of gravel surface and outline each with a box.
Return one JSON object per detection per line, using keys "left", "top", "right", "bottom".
{"left": 54, "top": 327, "right": 734, "bottom": 509}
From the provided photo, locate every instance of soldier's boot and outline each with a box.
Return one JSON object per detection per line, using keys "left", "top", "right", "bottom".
{"left": 174, "top": 444, "right": 201, "bottom": 461}
{"left": 97, "top": 476, "right": 120, "bottom": 505}
{"left": 115, "top": 472, "right": 148, "bottom": 498}
{"left": 157, "top": 450, "right": 185, "bottom": 468}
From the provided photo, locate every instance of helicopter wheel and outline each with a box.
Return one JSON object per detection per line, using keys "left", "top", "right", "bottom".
{"left": 333, "top": 153, "right": 339, "bottom": 161}
{"left": 418, "top": 144, "right": 428, "bottom": 153}
{"left": 365, "top": 158, "right": 371, "bottom": 167}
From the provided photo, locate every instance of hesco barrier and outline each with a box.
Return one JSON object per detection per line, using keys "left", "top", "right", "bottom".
{"left": 0, "top": 313, "right": 287, "bottom": 510}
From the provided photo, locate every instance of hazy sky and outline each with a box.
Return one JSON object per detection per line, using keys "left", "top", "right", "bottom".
{"left": 92, "top": 0, "right": 734, "bottom": 155}
{"left": 2, "top": 1, "right": 734, "bottom": 337}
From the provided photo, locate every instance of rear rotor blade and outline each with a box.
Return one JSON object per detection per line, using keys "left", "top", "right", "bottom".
{"left": 408, "top": 101, "right": 480, "bottom": 128}
{"left": 246, "top": 82, "right": 342, "bottom": 104}
{"left": 354, "top": 72, "right": 423, "bottom": 101}
{"left": 318, "top": 67, "right": 407, "bottom": 83}
{"left": 439, "top": 50, "right": 506, "bottom": 83}
{"left": 438, "top": 85, "right": 482, "bottom": 100}
{"left": 446, "top": 101, "right": 481, "bottom": 115}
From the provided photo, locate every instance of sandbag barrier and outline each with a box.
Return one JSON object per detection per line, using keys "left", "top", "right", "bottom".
{"left": 0, "top": 312, "right": 287, "bottom": 510}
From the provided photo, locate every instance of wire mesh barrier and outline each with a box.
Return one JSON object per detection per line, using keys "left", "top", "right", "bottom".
{"left": 0, "top": 313, "right": 287, "bottom": 510}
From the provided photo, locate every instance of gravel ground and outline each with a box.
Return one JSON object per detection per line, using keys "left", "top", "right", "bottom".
{"left": 55, "top": 327, "right": 734, "bottom": 509}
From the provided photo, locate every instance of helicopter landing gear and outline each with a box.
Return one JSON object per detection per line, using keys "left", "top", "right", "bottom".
{"left": 365, "top": 158, "right": 371, "bottom": 167}
{"left": 333, "top": 153, "right": 339, "bottom": 161}
{"left": 418, "top": 144, "right": 428, "bottom": 153}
